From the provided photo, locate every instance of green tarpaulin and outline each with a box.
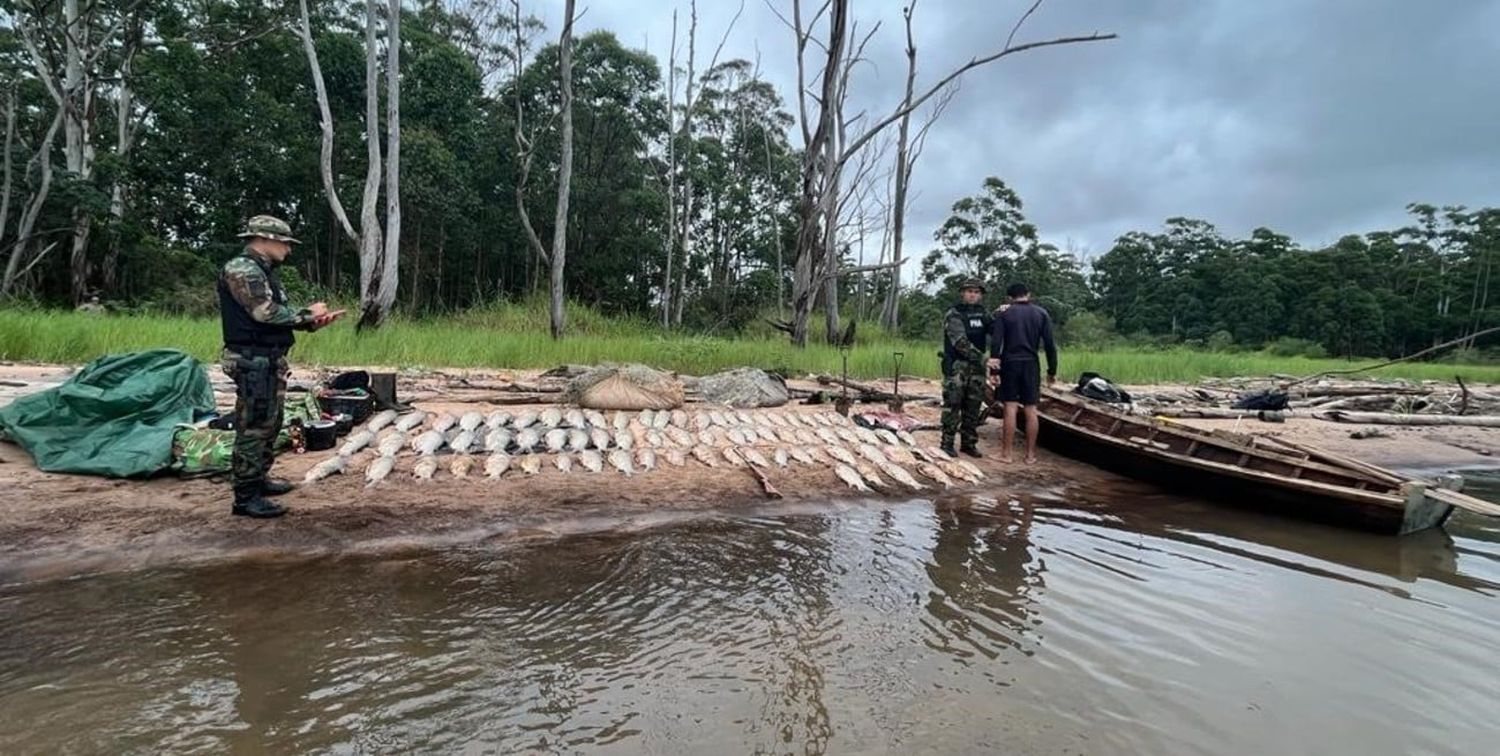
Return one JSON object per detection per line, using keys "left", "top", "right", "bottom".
{"left": 0, "top": 349, "right": 216, "bottom": 477}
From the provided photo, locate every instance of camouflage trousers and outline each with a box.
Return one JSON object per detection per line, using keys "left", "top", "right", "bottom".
{"left": 940, "top": 361, "right": 987, "bottom": 448}
{"left": 222, "top": 348, "right": 289, "bottom": 501}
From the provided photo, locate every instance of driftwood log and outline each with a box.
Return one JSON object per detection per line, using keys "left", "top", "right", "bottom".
{"left": 1312, "top": 411, "right": 1500, "bottom": 427}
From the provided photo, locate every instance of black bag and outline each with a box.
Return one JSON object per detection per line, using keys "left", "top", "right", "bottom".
{"left": 1075, "top": 372, "right": 1132, "bottom": 404}
{"left": 1231, "top": 389, "right": 1289, "bottom": 411}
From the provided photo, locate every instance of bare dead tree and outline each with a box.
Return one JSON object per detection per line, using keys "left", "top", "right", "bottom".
{"left": 362, "top": 0, "right": 403, "bottom": 329}
{"left": 0, "top": 92, "right": 15, "bottom": 248}
{"left": 101, "top": 11, "right": 143, "bottom": 294}
{"left": 1, "top": 110, "right": 63, "bottom": 299}
{"left": 296, "top": 0, "right": 359, "bottom": 245}
{"left": 660, "top": 9, "right": 678, "bottom": 327}
{"left": 356, "top": 0, "right": 386, "bottom": 323}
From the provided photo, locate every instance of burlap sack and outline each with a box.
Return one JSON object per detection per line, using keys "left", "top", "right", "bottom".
{"left": 565, "top": 364, "right": 685, "bottom": 410}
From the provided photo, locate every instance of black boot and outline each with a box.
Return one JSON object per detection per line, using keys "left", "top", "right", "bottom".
{"left": 960, "top": 443, "right": 983, "bottom": 459}
{"left": 940, "top": 436, "right": 957, "bottom": 458}
{"left": 232, "top": 484, "right": 287, "bottom": 518}
{"left": 262, "top": 478, "right": 297, "bottom": 497}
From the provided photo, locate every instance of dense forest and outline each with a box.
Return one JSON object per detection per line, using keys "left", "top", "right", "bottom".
{"left": 0, "top": 1, "right": 1493, "bottom": 358}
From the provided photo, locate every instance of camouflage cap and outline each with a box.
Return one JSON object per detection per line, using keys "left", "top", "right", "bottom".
{"left": 237, "top": 215, "right": 300, "bottom": 244}
{"left": 958, "top": 278, "right": 987, "bottom": 293}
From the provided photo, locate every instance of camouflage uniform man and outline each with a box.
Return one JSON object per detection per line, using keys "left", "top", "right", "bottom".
{"left": 940, "top": 279, "right": 993, "bottom": 458}
{"left": 219, "top": 215, "right": 343, "bottom": 518}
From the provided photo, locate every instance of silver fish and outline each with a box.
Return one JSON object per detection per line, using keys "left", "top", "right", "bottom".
{"left": 804, "top": 446, "right": 832, "bottom": 466}
{"left": 854, "top": 461, "right": 888, "bottom": 489}
{"left": 722, "top": 447, "right": 747, "bottom": 467}
{"left": 365, "top": 455, "right": 396, "bottom": 486}
{"left": 613, "top": 428, "right": 635, "bottom": 451}
{"left": 670, "top": 409, "right": 689, "bottom": 428}
{"left": 789, "top": 447, "right": 815, "bottom": 465}
{"left": 754, "top": 426, "right": 779, "bottom": 444}
{"left": 540, "top": 408, "right": 563, "bottom": 429}
{"left": 858, "top": 443, "right": 889, "bottom": 467}
{"left": 413, "top": 456, "right": 439, "bottom": 481}
{"left": 612, "top": 412, "right": 630, "bottom": 431}
{"left": 854, "top": 427, "right": 881, "bottom": 445}
{"left": 917, "top": 462, "right": 955, "bottom": 488}
{"left": 692, "top": 413, "right": 712, "bottom": 431}
{"left": 304, "top": 455, "right": 347, "bottom": 482}
{"left": 338, "top": 430, "right": 376, "bottom": 457}
{"left": 515, "top": 428, "right": 541, "bottom": 453}
{"left": 816, "top": 413, "right": 838, "bottom": 427}
{"left": 897, "top": 430, "right": 918, "bottom": 446}
{"left": 772, "top": 448, "right": 790, "bottom": 468}
{"left": 709, "top": 411, "right": 729, "bottom": 427}
{"left": 635, "top": 447, "right": 657, "bottom": 471}
{"left": 836, "top": 428, "right": 862, "bottom": 445}
{"left": 584, "top": 409, "right": 609, "bottom": 428}
{"left": 459, "top": 411, "right": 484, "bottom": 432}
{"left": 412, "top": 430, "right": 445, "bottom": 455}
{"left": 735, "top": 410, "right": 754, "bottom": 425}
{"left": 690, "top": 445, "right": 719, "bottom": 468}
{"left": 881, "top": 462, "right": 926, "bottom": 491}
{"left": 645, "top": 429, "right": 664, "bottom": 448}
{"left": 667, "top": 427, "right": 694, "bottom": 447}
{"left": 883, "top": 445, "right": 919, "bottom": 466}
{"left": 431, "top": 413, "right": 458, "bottom": 433}
{"left": 567, "top": 428, "right": 590, "bottom": 452}
{"left": 740, "top": 447, "right": 771, "bottom": 468}
{"left": 450, "top": 455, "right": 475, "bottom": 478}
{"left": 589, "top": 428, "right": 613, "bottom": 451}
{"left": 762, "top": 412, "right": 785, "bottom": 428}
{"left": 825, "top": 445, "right": 860, "bottom": 467}
{"left": 564, "top": 409, "right": 587, "bottom": 429}
{"left": 579, "top": 449, "right": 604, "bottom": 473}
{"left": 377, "top": 431, "right": 408, "bottom": 458}
{"left": 544, "top": 429, "right": 568, "bottom": 453}
{"left": 725, "top": 427, "right": 748, "bottom": 446}
{"left": 366, "top": 409, "right": 399, "bottom": 433}
{"left": 664, "top": 448, "right": 687, "bottom": 467}
{"left": 753, "top": 413, "right": 775, "bottom": 428}
{"left": 608, "top": 449, "right": 635, "bottom": 476}
{"left": 697, "top": 428, "right": 720, "bottom": 447}
{"left": 651, "top": 411, "right": 671, "bottom": 430}
{"left": 520, "top": 454, "right": 542, "bottom": 475}
{"left": 512, "top": 410, "right": 539, "bottom": 429}
{"left": 486, "top": 429, "right": 514, "bottom": 453}
{"left": 816, "top": 428, "right": 842, "bottom": 446}
{"left": 953, "top": 459, "right": 986, "bottom": 480}
{"left": 450, "top": 430, "right": 477, "bottom": 454}
{"left": 835, "top": 464, "right": 870, "bottom": 492}
{"left": 638, "top": 409, "right": 657, "bottom": 428}
{"left": 485, "top": 452, "right": 512, "bottom": 479}
{"left": 485, "top": 410, "right": 511, "bottom": 429}
{"left": 395, "top": 411, "right": 428, "bottom": 432}
{"left": 554, "top": 453, "right": 573, "bottom": 473}
{"left": 925, "top": 445, "right": 954, "bottom": 461}
{"left": 940, "top": 459, "right": 979, "bottom": 483}
{"left": 828, "top": 412, "right": 852, "bottom": 426}
{"left": 875, "top": 429, "right": 901, "bottom": 446}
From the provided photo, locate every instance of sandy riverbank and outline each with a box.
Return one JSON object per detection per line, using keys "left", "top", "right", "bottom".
{"left": 1, "top": 363, "right": 1495, "bottom": 580}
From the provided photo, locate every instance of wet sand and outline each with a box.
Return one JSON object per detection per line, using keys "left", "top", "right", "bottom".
{"left": 0, "top": 363, "right": 1493, "bottom": 579}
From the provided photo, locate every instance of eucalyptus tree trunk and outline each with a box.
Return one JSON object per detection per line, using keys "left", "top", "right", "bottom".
{"left": 548, "top": 0, "right": 577, "bottom": 340}
{"left": 357, "top": 0, "right": 385, "bottom": 325}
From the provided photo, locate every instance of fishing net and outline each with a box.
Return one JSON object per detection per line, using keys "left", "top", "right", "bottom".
{"left": 565, "top": 363, "right": 685, "bottom": 411}
{"left": 693, "top": 368, "right": 789, "bottom": 408}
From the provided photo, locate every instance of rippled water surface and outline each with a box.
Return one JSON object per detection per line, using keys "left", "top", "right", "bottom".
{"left": 3, "top": 476, "right": 1500, "bottom": 754}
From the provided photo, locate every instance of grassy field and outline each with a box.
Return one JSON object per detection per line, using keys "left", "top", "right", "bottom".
{"left": 4, "top": 307, "right": 1500, "bottom": 385}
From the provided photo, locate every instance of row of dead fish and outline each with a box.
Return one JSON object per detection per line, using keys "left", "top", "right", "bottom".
{"left": 361, "top": 405, "right": 871, "bottom": 438}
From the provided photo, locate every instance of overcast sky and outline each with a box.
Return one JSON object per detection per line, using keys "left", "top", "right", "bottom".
{"left": 539, "top": 0, "right": 1500, "bottom": 266}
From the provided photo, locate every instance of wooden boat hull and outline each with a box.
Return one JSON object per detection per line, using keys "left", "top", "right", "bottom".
{"left": 1034, "top": 389, "right": 1452, "bottom": 535}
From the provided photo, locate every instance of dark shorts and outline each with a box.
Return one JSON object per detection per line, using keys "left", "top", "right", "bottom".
{"left": 999, "top": 360, "right": 1041, "bottom": 405}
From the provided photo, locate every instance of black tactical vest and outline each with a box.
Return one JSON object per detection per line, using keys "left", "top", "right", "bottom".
{"left": 218, "top": 253, "right": 295, "bottom": 351}
{"left": 943, "top": 303, "right": 991, "bottom": 364}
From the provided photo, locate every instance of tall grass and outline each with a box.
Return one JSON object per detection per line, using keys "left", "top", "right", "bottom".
{"left": 4, "top": 307, "right": 1500, "bottom": 384}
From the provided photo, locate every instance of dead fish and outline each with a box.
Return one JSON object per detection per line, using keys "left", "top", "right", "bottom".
{"left": 953, "top": 459, "right": 986, "bottom": 480}
{"left": 589, "top": 428, "right": 613, "bottom": 451}
{"left": 725, "top": 427, "right": 748, "bottom": 446}
{"left": 855, "top": 427, "right": 881, "bottom": 445}
{"left": 395, "top": 411, "right": 428, "bottom": 432}
{"left": 667, "top": 427, "right": 694, "bottom": 447}
{"left": 788, "top": 447, "right": 815, "bottom": 465}
{"left": 613, "top": 428, "right": 635, "bottom": 451}
{"left": 773, "top": 428, "right": 799, "bottom": 445}
{"left": 735, "top": 410, "right": 754, "bottom": 425}
{"left": 339, "top": 430, "right": 376, "bottom": 457}
{"left": 459, "top": 411, "right": 484, "bottom": 432}
{"left": 835, "top": 464, "right": 870, "bottom": 492}
{"left": 664, "top": 448, "right": 687, "bottom": 467}
{"left": 754, "top": 426, "right": 779, "bottom": 444}
{"left": 690, "top": 445, "right": 719, "bottom": 468}
{"left": 638, "top": 409, "right": 657, "bottom": 428}
{"left": 925, "top": 445, "right": 956, "bottom": 462}
{"left": 875, "top": 429, "right": 902, "bottom": 446}
{"left": 772, "top": 448, "right": 790, "bottom": 468}
{"left": 579, "top": 449, "right": 605, "bottom": 473}
{"left": 520, "top": 454, "right": 542, "bottom": 475}
{"left": 431, "top": 413, "right": 458, "bottom": 433}
{"left": 304, "top": 455, "right": 347, "bottom": 483}
{"left": 916, "top": 463, "right": 955, "bottom": 488}
{"left": 450, "top": 455, "right": 476, "bottom": 478}
{"left": 828, "top": 412, "right": 852, "bottom": 427}
{"left": 940, "top": 460, "right": 979, "bottom": 483}
{"left": 897, "top": 430, "right": 918, "bottom": 446}
{"left": 567, "top": 428, "right": 590, "bottom": 452}
{"left": 485, "top": 452, "right": 512, "bottom": 479}
{"left": 811, "top": 413, "right": 834, "bottom": 427}
{"left": 692, "top": 413, "right": 712, "bottom": 431}
{"left": 635, "top": 447, "right": 657, "bottom": 471}
{"left": 564, "top": 408, "right": 587, "bottom": 429}
{"left": 766, "top": 412, "right": 790, "bottom": 428}
{"left": 613, "top": 412, "right": 630, "bottom": 431}
{"left": 608, "top": 449, "right": 635, "bottom": 476}
{"left": 377, "top": 432, "right": 408, "bottom": 458}
{"left": 698, "top": 428, "right": 720, "bottom": 447}
{"left": 584, "top": 409, "right": 609, "bottom": 428}
{"left": 670, "top": 409, "right": 689, "bottom": 428}
{"left": 413, "top": 456, "right": 439, "bottom": 481}
{"left": 486, "top": 429, "right": 514, "bottom": 453}
{"left": 786, "top": 413, "right": 811, "bottom": 428}
{"left": 804, "top": 446, "right": 832, "bottom": 466}
{"left": 651, "top": 411, "right": 671, "bottom": 430}
{"left": 836, "top": 428, "right": 862, "bottom": 445}
{"left": 485, "top": 410, "right": 511, "bottom": 429}
{"left": 365, "top": 455, "right": 396, "bottom": 486}
{"left": 816, "top": 428, "right": 842, "bottom": 446}
{"left": 412, "top": 430, "right": 445, "bottom": 455}
{"left": 366, "top": 409, "right": 399, "bottom": 433}
{"left": 554, "top": 453, "right": 573, "bottom": 473}
{"left": 883, "top": 445, "right": 919, "bottom": 466}
{"left": 722, "top": 447, "right": 747, "bottom": 467}
{"left": 450, "top": 430, "right": 477, "bottom": 454}
{"left": 753, "top": 413, "right": 775, "bottom": 428}
{"left": 825, "top": 445, "right": 860, "bottom": 467}
{"left": 709, "top": 411, "right": 730, "bottom": 427}
{"left": 515, "top": 428, "right": 541, "bottom": 453}
{"left": 512, "top": 410, "right": 539, "bottom": 429}
{"left": 645, "top": 429, "right": 664, "bottom": 448}
{"left": 855, "top": 461, "right": 889, "bottom": 489}
{"left": 858, "top": 443, "right": 889, "bottom": 467}
{"left": 881, "top": 462, "right": 926, "bottom": 491}
{"left": 540, "top": 408, "right": 563, "bottom": 429}
{"left": 742, "top": 447, "right": 773, "bottom": 469}
{"left": 544, "top": 429, "right": 568, "bottom": 453}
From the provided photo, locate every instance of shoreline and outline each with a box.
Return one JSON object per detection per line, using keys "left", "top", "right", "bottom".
{"left": 2, "top": 363, "right": 1496, "bottom": 582}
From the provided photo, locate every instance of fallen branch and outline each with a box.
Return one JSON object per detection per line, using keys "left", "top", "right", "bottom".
{"left": 747, "top": 465, "right": 783, "bottom": 499}
{"left": 1312, "top": 411, "right": 1500, "bottom": 427}
{"left": 1288, "top": 325, "right": 1500, "bottom": 386}
{"left": 1456, "top": 375, "right": 1469, "bottom": 416}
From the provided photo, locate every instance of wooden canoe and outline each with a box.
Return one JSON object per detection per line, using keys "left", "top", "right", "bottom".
{"left": 1035, "top": 387, "right": 1500, "bottom": 535}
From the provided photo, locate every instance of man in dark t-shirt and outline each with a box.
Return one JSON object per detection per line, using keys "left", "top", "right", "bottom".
{"left": 988, "top": 283, "right": 1058, "bottom": 464}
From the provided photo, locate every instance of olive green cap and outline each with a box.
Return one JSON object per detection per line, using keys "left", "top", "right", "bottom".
{"left": 237, "top": 214, "right": 300, "bottom": 244}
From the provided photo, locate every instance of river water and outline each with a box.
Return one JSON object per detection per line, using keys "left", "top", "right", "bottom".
{"left": 2, "top": 475, "right": 1499, "bottom": 754}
